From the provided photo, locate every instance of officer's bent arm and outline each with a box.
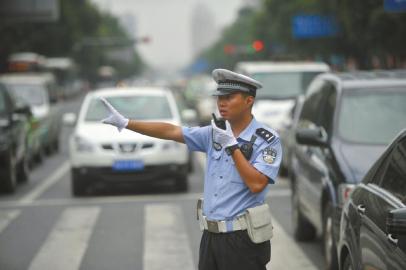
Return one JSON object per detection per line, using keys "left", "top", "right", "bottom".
{"left": 126, "top": 120, "right": 185, "bottom": 143}
{"left": 231, "top": 149, "right": 268, "bottom": 193}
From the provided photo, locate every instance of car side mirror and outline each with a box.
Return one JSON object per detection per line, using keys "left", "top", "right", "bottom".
{"left": 387, "top": 207, "right": 406, "bottom": 236}
{"left": 296, "top": 127, "right": 328, "bottom": 147}
{"left": 63, "top": 112, "right": 77, "bottom": 126}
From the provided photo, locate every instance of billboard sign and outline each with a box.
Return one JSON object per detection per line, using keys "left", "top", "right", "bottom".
{"left": 292, "top": 15, "right": 339, "bottom": 39}
{"left": 384, "top": 0, "right": 406, "bottom": 12}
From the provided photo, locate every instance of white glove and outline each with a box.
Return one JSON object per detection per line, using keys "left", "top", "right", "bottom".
{"left": 211, "top": 119, "right": 238, "bottom": 148}
{"left": 100, "top": 97, "right": 129, "bottom": 132}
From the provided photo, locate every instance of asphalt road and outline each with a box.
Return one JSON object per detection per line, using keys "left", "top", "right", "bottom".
{"left": 0, "top": 93, "right": 325, "bottom": 270}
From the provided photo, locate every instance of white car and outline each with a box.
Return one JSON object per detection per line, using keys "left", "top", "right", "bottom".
{"left": 67, "top": 87, "right": 190, "bottom": 196}
{"left": 235, "top": 61, "right": 330, "bottom": 132}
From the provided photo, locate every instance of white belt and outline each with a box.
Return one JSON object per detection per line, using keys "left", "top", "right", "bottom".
{"left": 201, "top": 215, "right": 247, "bottom": 233}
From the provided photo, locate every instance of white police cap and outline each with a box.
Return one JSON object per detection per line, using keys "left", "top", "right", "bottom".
{"left": 212, "top": 68, "right": 262, "bottom": 96}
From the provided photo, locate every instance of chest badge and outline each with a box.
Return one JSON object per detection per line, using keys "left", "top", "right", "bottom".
{"left": 262, "top": 146, "right": 277, "bottom": 164}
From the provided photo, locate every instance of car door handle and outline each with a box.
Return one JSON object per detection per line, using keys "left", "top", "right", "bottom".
{"left": 357, "top": 204, "right": 366, "bottom": 214}
{"left": 387, "top": 234, "right": 398, "bottom": 245}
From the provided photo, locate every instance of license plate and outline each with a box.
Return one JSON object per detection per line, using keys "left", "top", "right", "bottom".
{"left": 112, "top": 160, "right": 144, "bottom": 171}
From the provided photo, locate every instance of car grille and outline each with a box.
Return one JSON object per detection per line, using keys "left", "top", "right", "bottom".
{"left": 100, "top": 142, "right": 154, "bottom": 153}
{"left": 119, "top": 143, "right": 137, "bottom": 153}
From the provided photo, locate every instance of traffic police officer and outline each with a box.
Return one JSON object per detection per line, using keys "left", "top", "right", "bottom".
{"left": 100, "top": 68, "right": 282, "bottom": 270}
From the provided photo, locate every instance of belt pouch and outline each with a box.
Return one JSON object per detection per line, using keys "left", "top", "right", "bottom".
{"left": 244, "top": 204, "right": 273, "bottom": 243}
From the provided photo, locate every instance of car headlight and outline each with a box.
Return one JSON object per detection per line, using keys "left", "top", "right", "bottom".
{"left": 73, "top": 135, "right": 95, "bottom": 152}
{"left": 162, "top": 141, "right": 179, "bottom": 150}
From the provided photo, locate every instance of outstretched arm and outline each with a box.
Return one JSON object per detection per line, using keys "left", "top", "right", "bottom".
{"left": 126, "top": 120, "right": 185, "bottom": 143}
{"left": 100, "top": 97, "right": 185, "bottom": 143}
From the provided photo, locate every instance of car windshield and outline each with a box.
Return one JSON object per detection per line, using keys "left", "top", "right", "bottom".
{"left": 338, "top": 87, "right": 406, "bottom": 144}
{"left": 85, "top": 95, "right": 174, "bottom": 121}
{"left": 7, "top": 84, "right": 47, "bottom": 106}
{"left": 251, "top": 71, "right": 321, "bottom": 99}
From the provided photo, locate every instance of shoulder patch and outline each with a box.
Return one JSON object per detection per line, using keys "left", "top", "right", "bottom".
{"left": 255, "top": 128, "right": 275, "bottom": 143}
{"left": 262, "top": 146, "right": 277, "bottom": 164}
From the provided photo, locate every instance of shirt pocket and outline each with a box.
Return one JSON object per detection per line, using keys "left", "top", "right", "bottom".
{"left": 229, "top": 159, "right": 244, "bottom": 184}
{"left": 209, "top": 149, "right": 222, "bottom": 160}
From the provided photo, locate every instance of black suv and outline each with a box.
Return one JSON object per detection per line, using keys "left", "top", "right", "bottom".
{"left": 289, "top": 71, "right": 406, "bottom": 270}
{"left": 338, "top": 129, "right": 406, "bottom": 270}
{"left": 0, "top": 82, "right": 30, "bottom": 193}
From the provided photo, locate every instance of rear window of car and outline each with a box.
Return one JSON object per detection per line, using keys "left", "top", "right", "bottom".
{"left": 85, "top": 95, "right": 174, "bottom": 121}
{"left": 7, "top": 83, "right": 47, "bottom": 106}
{"left": 338, "top": 87, "right": 406, "bottom": 145}
{"left": 251, "top": 71, "right": 321, "bottom": 99}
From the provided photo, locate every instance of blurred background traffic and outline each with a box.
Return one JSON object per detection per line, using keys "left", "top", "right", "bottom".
{"left": 0, "top": 1, "right": 406, "bottom": 270}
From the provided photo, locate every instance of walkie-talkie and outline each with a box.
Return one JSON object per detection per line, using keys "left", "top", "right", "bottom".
{"left": 212, "top": 113, "right": 226, "bottom": 130}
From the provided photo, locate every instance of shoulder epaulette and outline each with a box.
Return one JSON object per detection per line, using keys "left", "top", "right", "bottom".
{"left": 255, "top": 128, "right": 275, "bottom": 143}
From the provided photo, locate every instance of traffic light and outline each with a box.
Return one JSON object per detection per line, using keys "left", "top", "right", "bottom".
{"left": 252, "top": 40, "right": 264, "bottom": 52}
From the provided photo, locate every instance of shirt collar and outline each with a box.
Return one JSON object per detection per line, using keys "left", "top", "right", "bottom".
{"left": 237, "top": 117, "right": 261, "bottom": 143}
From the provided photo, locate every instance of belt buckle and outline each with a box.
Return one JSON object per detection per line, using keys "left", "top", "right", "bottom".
{"left": 207, "top": 220, "right": 220, "bottom": 233}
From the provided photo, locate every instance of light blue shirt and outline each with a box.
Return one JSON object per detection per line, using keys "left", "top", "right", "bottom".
{"left": 182, "top": 117, "right": 282, "bottom": 224}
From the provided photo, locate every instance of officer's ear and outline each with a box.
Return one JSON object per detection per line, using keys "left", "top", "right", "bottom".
{"left": 245, "top": 95, "right": 254, "bottom": 107}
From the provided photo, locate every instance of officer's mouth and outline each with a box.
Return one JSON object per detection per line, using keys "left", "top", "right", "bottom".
{"left": 219, "top": 110, "right": 227, "bottom": 117}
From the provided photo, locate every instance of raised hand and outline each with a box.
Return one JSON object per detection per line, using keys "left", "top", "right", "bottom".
{"left": 100, "top": 97, "right": 129, "bottom": 132}
{"left": 211, "top": 119, "right": 238, "bottom": 148}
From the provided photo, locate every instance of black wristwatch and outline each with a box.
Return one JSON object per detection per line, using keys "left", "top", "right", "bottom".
{"left": 225, "top": 144, "right": 239, "bottom": 156}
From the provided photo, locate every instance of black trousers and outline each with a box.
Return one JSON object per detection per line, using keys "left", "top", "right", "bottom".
{"left": 198, "top": 230, "right": 271, "bottom": 270}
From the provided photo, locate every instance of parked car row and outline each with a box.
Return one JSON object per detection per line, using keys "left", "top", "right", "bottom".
{"left": 282, "top": 70, "right": 406, "bottom": 269}
{"left": 0, "top": 73, "right": 62, "bottom": 193}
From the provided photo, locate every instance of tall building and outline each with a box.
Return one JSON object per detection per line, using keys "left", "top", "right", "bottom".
{"left": 190, "top": 2, "right": 217, "bottom": 57}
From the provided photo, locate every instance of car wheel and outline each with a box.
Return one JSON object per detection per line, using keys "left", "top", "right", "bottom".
{"left": 17, "top": 154, "right": 30, "bottom": 183}
{"left": 1, "top": 151, "right": 17, "bottom": 193}
{"left": 71, "top": 169, "right": 87, "bottom": 197}
{"left": 175, "top": 174, "right": 188, "bottom": 192}
{"left": 342, "top": 254, "right": 353, "bottom": 270}
{"left": 323, "top": 202, "right": 339, "bottom": 270}
{"left": 291, "top": 180, "right": 316, "bottom": 241}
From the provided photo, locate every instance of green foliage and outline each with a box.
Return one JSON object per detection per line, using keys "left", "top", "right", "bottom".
{"left": 0, "top": 0, "right": 145, "bottom": 80}
{"left": 200, "top": 0, "right": 406, "bottom": 70}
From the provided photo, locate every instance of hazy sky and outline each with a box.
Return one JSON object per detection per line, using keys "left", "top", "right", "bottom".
{"left": 91, "top": 0, "right": 245, "bottom": 72}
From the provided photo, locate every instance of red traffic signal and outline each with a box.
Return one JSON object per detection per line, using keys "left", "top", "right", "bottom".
{"left": 252, "top": 40, "right": 264, "bottom": 52}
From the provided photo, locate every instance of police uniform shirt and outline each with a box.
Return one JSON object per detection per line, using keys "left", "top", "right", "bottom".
{"left": 182, "top": 117, "right": 282, "bottom": 225}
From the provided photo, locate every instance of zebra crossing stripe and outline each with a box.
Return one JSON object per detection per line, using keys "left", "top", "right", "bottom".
{"left": 144, "top": 204, "right": 196, "bottom": 270}
{"left": 0, "top": 210, "right": 20, "bottom": 234}
{"left": 267, "top": 216, "right": 317, "bottom": 270}
{"left": 28, "top": 207, "right": 100, "bottom": 270}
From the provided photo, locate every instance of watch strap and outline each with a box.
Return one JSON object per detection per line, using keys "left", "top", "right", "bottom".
{"left": 225, "top": 144, "right": 239, "bottom": 156}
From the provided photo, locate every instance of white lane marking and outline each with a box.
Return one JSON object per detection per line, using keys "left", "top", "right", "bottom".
{"left": 28, "top": 207, "right": 100, "bottom": 270}
{"left": 267, "top": 216, "right": 317, "bottom": 270}
{"left": 144, "top": 204, "right": 196, "bottom": 270}
{"left": 20, "top": 161, "right": 70, "bottom": 204}
{"left": 0, "top": 210, "right": 21, "bottom": 234}
{"left": 0, "top": 188, "right": 291, "bottom": 209}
